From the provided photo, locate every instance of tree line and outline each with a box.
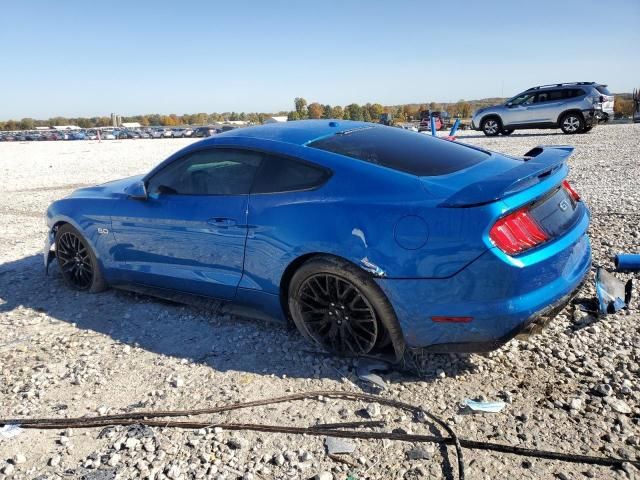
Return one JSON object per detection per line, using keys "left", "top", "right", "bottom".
{"left": 1, "top": 94, "right": 635, "bottom": 131}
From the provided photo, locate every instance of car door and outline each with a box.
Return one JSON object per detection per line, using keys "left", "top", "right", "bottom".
{"left": 526, "top": 90, "right": 565, "bottom": 124}
{"left": 111, "top": 148, "right": 262, "bottom": 299}
{"left": 502, "top": 92, "right": 537, "bottom": 126}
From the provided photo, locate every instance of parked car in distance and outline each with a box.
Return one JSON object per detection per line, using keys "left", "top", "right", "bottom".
{"left": 192, "top": 126, "right": 217, "bottom": 137}
{"left": 44, "top": 120, "right": 591, "bottom": 360}
{"left": 471, "top": 82, "right": 610, "bottom": 136}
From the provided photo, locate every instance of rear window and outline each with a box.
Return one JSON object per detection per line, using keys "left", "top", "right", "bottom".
{"left": 308, "top": 127, "right": 489, "bottom": 176}
{"left": 595, "top": 85, "right": 611, "bottom": 95}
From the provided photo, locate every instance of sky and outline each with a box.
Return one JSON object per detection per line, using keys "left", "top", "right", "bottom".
{"left": 1, "top": 0, "right": 639, "bottom": 120}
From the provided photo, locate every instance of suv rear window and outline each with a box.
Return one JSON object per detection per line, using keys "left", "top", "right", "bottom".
{"left": 595, "top": 85, "right": 611, "bottom": 95}
{"left": 308, "top": 127, "right": 489, "bottom": 176}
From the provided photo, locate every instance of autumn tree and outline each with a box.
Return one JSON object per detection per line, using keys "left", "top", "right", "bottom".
{"left": 331, "top": 106, "right": 344, "bottom": 119}
{"left": 307, "top": 102, "right": 323, "bottom": 119}
{"left": 614, "top": 98, "right": 634, "bottom": 117}
{"left": 322, "top": 104, "right": 332, "bottom": 119}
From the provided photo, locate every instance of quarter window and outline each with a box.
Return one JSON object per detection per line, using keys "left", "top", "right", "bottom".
{"left": 146, "top": 149, "right": 261, "bottom": 196}
{"left": 252, "top": 155, "right": 329, "bottom": 194}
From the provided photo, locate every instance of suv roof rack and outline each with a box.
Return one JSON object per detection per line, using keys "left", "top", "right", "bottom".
{"left": 525, "top": 82, "right": 596, "bottom": 91}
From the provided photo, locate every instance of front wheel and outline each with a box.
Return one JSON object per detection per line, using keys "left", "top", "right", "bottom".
{"left": 55, "top": 224, "right": 106, "bottom": 292}
{"left": 288, "top": 257, "right": 397, "bottom": 357}
{"left": 560, "top": 113, "right": 584, "bottom": 134}
{"left": 481, "top": 117, "right": 501, "bottom": 136}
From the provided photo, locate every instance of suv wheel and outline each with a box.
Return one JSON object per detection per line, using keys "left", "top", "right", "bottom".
{"left": 481, "top": 117, "right": 501, "bottom": 136}
{"left": 560, "top": 113, "right": 584, "bottom": 134}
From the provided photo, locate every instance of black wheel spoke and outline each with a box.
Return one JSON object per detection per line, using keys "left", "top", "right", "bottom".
{"left": 296, "top": 273, "right": 378, "bottom": 356}
{"left": 56, "top": 231, "right": 93, "bottom": 290}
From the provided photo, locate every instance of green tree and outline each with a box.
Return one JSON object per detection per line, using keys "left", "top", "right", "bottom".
{"left": 287, "top": 111, "right": 301, "bottom": 121}
{"left": 322, "top": 104, "right": 332, "bottom": 119}
{"left": 19, "top": 118, "right": 35, "bottom": 130}
{"left": 307, "top": 102, "right": 323, "bottom": 119}
{"left": 331, "top": 106, "right": 344, "bottom": 119}
{"left": 344, "top": 104, "right": 363, "bottom": 121}
{"left": 294, "top": 97, "right": 308, "bottom": 119}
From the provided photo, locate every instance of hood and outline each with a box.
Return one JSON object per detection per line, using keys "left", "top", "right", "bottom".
{"left": 66, "top": 174, "right": 144, "bottom": 200}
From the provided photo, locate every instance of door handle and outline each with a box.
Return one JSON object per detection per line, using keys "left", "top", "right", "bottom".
{"left": 207, "top": 217, "right": 237, "bottom": 227}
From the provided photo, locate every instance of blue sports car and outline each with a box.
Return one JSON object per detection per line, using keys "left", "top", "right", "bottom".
{"left": 45, "top": 120, "right": 591, "bottom": 360}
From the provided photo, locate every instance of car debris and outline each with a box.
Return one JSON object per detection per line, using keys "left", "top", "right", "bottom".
{"left": 356, "top": 358, "right": 389, "bottom": 390}
{"left": 595, "top": 267, "right": 632, "bottom": 314}
{"left": 614, "top": 253, "right": 640, "bottom": 272}
{"left": 0, "top": 424, "right": 23, "bottom": 440}
{"left": 325, "top": 437, "right": 356, "bottom": 455}
{"left": 463, "top": 399, "right": 507, "bottom": 413}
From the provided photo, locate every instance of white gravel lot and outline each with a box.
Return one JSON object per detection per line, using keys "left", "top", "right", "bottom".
{"left": 0, "top": 124, "right": 639, "bottom": 480}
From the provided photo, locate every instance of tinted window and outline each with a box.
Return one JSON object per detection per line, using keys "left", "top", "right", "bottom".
{"left": 536, "top": 90, "right": 563, "bottom": 102}
{"left": 566, "top": 89, "right": 585, "bottom": 98}
{"left": 595, "top": 85, "right": 611, "bottom": 95}
{"left": 252, "top": 155, "right": 329, "bottom": 193}
{"left": 147, "top": 149, "right": 261, "bottom": 195}
{"left": 308, "top": 127, "right": 489, "bottom": 176}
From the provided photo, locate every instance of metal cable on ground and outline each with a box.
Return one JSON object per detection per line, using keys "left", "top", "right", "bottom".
{"left": 2, "top": 390, "right": 637, "bottom": 474}
{"left": 1, "top": 390, "right": 465, "bottom": 480}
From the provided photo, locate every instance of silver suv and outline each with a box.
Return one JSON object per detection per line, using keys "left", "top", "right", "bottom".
{"left": 471, "top": 82, "right": 614, "bottom": 136}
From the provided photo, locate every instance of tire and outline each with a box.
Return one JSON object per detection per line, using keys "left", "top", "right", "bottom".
{"left": 55, "top": 224, "right": 106, "bottom": 293}
{"left": 288, "top": 256, "right": 404, "bottom": 359}
{"left": 501, "top": 129, "right": 514, "bottom": 136}
{"left": 480, "top": 116, "right": 501, "bottom": 136}
{"left": 579, "top": 126, "right": 593, "bottom": 134}
{"left": 560, "top": 112, "right": 584, "bottom": 134}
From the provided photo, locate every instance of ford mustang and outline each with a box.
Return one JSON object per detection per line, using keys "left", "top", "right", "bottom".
{"left": 44, "top": 120, "right": 591, "bottom": 360}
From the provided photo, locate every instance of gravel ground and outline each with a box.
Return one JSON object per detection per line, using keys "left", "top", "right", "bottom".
{"left": 0, "top": 124, "right": 639, "bottom": 480}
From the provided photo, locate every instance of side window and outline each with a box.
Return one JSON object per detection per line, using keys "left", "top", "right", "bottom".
{"left": 510, "top": 92, "right": 536, "bottom": 106}
{"left": 252, "top": 155, "right": 330, "bottom": 194}
{"left": 147, "top": 149, "right": 262, "bottom": 196}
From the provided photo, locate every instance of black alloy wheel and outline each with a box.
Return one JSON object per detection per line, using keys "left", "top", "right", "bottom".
{"left": 296, "top": 273, "right": 378, "bottom": 355}
{"left": 56, "top": 230, "right": 94, "bottom": 290}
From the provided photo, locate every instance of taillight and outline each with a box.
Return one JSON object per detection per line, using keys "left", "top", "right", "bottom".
{"left": 489, "top": 207, "right": 549, "bottom": 255}
{"left": 562, "top": 180, "right": 580, "bottom": 201}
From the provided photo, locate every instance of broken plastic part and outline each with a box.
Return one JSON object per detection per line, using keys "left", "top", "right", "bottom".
{"left": 614, "top": 254, "right": 640, "bottom": 272}
{"left": 360, "top": 257, "right": 386, "bottom": 277}
{"left": 595, "top": 267, "right": 632, "bottom": 314}
{"left": 325, "top": 436, "right": 356, "bottom": 455}
{"left": 463, "top": 399, "right": 506, "bottom": 413}
{"left": 356, "top": 358, "right": 390, "bottom": 390}
{"left": 0, "top": 424, "right": 23, "bottom": 440}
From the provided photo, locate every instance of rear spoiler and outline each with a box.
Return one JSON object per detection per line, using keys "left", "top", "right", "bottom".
{"left": 438, "top": 145, "right": 574, "bottom": 207}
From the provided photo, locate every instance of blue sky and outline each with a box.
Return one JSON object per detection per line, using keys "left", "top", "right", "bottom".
{"left": 1, "top": 0, "right": 638, "bottom": 119}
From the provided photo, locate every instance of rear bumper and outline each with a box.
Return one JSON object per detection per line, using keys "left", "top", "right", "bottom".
{"left": 375, "top": 213, "right": 591, "bottom": 352}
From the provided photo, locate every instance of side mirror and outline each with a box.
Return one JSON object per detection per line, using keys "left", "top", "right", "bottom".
{"left": 126, "top": 180, "right": 148, "bottom": 200}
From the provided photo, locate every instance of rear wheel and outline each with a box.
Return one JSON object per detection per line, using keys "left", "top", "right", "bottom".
{"left": 288, "top": 257, "right": 399, "bottom": 357}
{"left": 560, "top": 112, "right": 584, "bottom": 134}
{"left": 481, "top": 117, "right": 501, "bottom": 136}
{"left": 55, "top": 224, "right": 106, "bottom": 292}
